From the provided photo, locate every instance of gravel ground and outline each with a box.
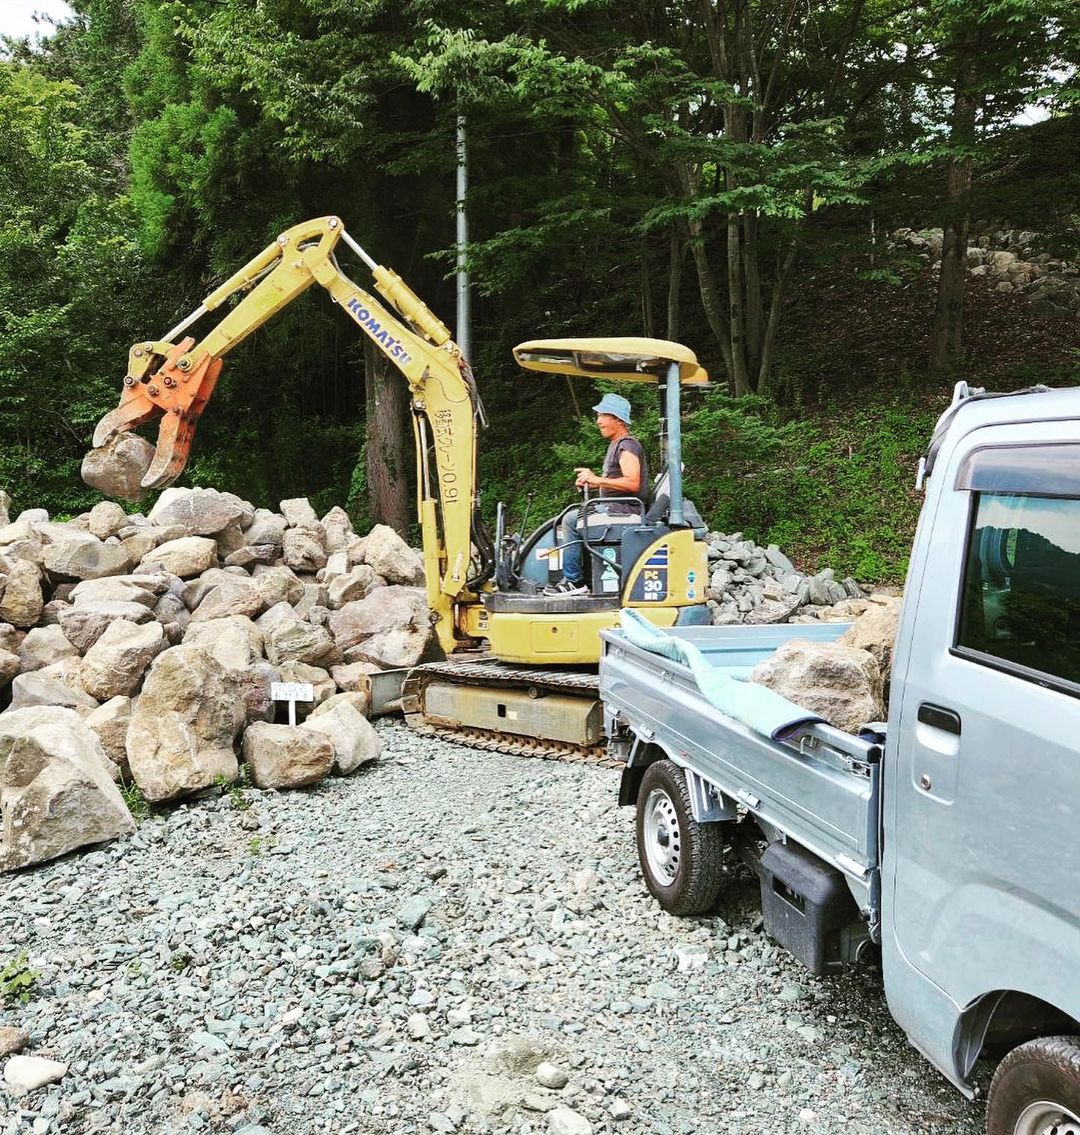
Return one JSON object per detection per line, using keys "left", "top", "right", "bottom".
{"left": 1, "top": 721, "right": 987, "bottom": 1135}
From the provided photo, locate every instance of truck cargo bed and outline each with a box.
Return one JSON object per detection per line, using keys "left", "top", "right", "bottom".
{"left": 600, "top": 623, "right": 882, "bottom": 918}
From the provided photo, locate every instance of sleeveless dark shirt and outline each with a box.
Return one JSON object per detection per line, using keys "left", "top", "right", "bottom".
{"left": 599, "top": 435, "right": 648, "bottom": 515}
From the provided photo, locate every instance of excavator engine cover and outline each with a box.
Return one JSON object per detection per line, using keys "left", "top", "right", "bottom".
{"left": 421, "top": 682, "right": 604, "bottom": 746}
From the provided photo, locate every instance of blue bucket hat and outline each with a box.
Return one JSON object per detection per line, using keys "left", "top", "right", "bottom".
{"left": 593, "top": 393, "right": 632, "bottom": 424}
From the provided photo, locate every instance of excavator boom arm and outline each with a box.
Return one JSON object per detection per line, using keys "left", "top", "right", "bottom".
{"left": 92, "top": 216, "right": 484, "bottom": 647}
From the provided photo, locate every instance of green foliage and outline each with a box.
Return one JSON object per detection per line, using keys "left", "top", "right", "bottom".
{"left": 1, "top": 952, "right": 40, "bottom": 1006}
{"left": 119, "top": 777, "right": 151, "bottom": 822}
{"left": 214, "top": 766, "right": 252, "bottom": 811}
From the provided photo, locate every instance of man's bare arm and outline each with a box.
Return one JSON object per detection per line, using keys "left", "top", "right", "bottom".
{"left": 575, "top": 449, "right": 641, "bottom": 494}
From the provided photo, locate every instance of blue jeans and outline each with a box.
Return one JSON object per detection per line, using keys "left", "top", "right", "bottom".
{"left": 558, "top": 505, "right": 639, "bottom": 584}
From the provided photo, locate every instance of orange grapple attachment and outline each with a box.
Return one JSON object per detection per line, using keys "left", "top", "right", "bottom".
{"left": 92, "top": 338, "right": 224, "bottom": 490}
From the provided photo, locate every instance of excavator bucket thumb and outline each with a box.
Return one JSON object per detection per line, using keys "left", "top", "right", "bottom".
{"left": 89, "top": 339, "right": 223, "bottom": 491}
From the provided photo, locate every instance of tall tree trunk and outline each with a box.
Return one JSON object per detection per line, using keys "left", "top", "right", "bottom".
{"left": 929, "top": 35, "right": 979, "bottom": 377}
{"left": 640, "top": 236, "right": 655, "bottom": 336}
{"left": 667, "top": 228, "right": 684, "bottom": 340}
{"left": 743, "top": 210, "right": 763, "bottom": 377}
{"left": 726, "top": 211, "right": 750, "bottom": 394}
{"left": 363, "top": 337, "right": 411, "bottom": 536}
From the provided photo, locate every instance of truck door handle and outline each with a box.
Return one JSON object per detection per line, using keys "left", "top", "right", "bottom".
{"left": 917, "top": 703, "right": 962, "bottom": 736}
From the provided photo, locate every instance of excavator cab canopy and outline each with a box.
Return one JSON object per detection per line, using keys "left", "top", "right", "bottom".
{"left": 513, "top": 338, "right": 708, "bottom": 386}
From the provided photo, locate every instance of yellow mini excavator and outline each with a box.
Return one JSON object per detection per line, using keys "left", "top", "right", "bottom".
{"left": 91, "top": 216, "right": 712, "bottom": 759}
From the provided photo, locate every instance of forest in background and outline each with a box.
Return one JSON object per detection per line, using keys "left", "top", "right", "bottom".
{"left": 1, "top": 0, "right": 1079, "bottom": 582}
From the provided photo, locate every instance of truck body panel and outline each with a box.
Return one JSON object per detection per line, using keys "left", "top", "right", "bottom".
{"left": 601, "top": 384, "right": 1080, "bottom": 1098}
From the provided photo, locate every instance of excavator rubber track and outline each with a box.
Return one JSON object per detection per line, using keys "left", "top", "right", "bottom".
{"left": 401, "top": 658, "right": 619, "bottom": 767}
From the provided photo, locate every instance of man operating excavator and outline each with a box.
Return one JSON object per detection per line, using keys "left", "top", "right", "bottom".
{"left": 546, "top": 392, "right": 650, "bottom": 596}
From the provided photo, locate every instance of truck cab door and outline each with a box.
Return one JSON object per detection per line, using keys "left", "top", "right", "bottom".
{"left": 883, "top": 426, "right": 1080, "bottom": 1081}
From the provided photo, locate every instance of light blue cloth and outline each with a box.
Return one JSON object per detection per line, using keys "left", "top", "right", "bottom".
{"left": 618, "top": 608, "right": 825, "bottom": 742}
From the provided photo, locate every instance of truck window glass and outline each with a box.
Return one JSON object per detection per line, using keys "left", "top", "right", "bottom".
{"left": 956, "top": 492, "right": 1080, "bottom": 688}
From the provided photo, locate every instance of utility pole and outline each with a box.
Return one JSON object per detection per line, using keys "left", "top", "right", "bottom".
{"left": 455, "top": 112, "right": 471, "bottom": 361}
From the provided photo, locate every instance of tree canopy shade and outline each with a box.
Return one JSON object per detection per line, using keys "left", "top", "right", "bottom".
{"left": 0, "top": 0, "right": 1077, "bottom": 579}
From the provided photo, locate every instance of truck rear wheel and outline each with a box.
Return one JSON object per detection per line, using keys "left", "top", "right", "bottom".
{"left": 636, "top": 760, "right": 725, "bottom": 916}
{"left": 987, "top": 1035, "right": 1080, "bottom": 1135}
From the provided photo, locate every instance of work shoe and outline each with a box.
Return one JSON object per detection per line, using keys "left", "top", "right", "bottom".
{"left": 544, "top": 579, "right": 588, "bottom": 596}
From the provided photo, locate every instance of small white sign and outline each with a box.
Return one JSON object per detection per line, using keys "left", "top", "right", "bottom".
{"left": 271, "top": 682, "right": 314, "bottom": 702}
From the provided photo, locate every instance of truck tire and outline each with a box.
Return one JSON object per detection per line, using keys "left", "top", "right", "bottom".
{"left": 636, "top": 760, "right": 725, "bottom": 916}
{"left": 986, "top": 1035, "right": 1080, "bottom": 1135}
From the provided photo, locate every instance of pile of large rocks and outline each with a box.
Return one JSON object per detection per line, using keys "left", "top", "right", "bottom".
{"left": 704, "top": 531, "right": 869, "bottom": 627}
{"left": 0, "top": 486, "right": 435, "bottom": 871}
{"left": 892, "top": 226, "right": 1080, "bottom": 320}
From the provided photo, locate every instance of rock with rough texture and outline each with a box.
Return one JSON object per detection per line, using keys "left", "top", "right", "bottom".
{"left": 329, "top": 585, "right": 428, "bottom": 651}
{"left": 190, "top": 577, "right": 265, "bottom": 623}
{"left": 42, "top": 528, "right": 131, "bottom": 581}
{"left": 251, "top": 565, "right": 304, "bottom": 607}
{"left": 0, "top": 649, "right": 18, "bottom": 687}
{"left": 0, "top": 560, "right": 43, "bottom": 628}
{"left": 265, "top": 616, "right": 338, "bottom": 668}
{"left": 0, "top": 1026, "right": 28, "bottom": 1058}
{"left": 362, "top": 524, "right": 424, "bottom": 585}
{"left": 751, "top": 639, "right": 884, "bottom": 733}
{"left": 547, "top": 1108, "right": 592, "bottom": 1135}
{"left": 148, "top": 486, "right": 251, "bottom": 536}
{"left": 243, "top": 509, "right": 287, "bottom": 550}
{"left": 126, "top": 645, "right": 244, "bottom": 801}
{"left": 321, "top": 506, "right": 355, "bottom": 554}
{"left": 10, "top": 666, "right": 98, "bottom": 712}
{"left": 348, "top": 624, "right": 432, "bottom": 669}
{"left": 140, "top": 536, "right": 217, "bottom": 578}
{"left": 84, "top": 696, "right": 132, "bottom": 776}
{"left": 300, "top": 700, "right": 382, "bottom": 773}
{"left": 234, "top": 660, "right": 278, "bottom": 724}
{"left": 330, "top": 660, "right": 379, "bottom": 694}
{"left": 242, "top": 722, "right": 334, "bottom": 789}
{"left": 3, "top": 1054, "right": 70, "bottom": 1094}
{"left": 280, "top": 498, "right": 319, "bottom": 527}
{"left": 838, "top": 595, "right": 903, "bottom": 683}
{"left": 81, "top": 619, "right": 167, "bottom": 699}
{"left": 69, "top": 576, "right": 161, "bottom": 607}
{"left": 0, "top": 706, "right": 133, "bottom": 871}
{"left": 81, "top": 432, "right": 155, "bottom": 501}
{"left": 17, "top": 624, "right": 78, "bottom": 673}
{"left": 59, "top": 600, "right": 156, "bottom": 653}
{"left": 88, "top": 500, "right": 129, "bottom": 540}
{"left": 282, "top": 525, "right": 327, "bottom": 573}
{"left": 183, "top": 616, "right": 264, "bottom": 670}
{"left": 327, "top": 564, "right": 382, "bottom": 609}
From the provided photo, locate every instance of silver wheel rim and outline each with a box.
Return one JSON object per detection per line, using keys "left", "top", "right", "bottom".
{"left": 643, "top": 787, "right": 682, "bottom": 886}
{"left": 1013, "top": 1099, "right": 1080, "bottom": 1135}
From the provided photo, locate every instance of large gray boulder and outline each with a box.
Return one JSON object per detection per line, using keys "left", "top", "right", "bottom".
{"left": 0, "top": 560, "right": 43, "bottom": 628}
{"left": 147, "top": 487, "right": 252, "bottom": 535}
{"left": 329, "top": 585, "right": 428, "bottom": 651}
{"left": 275, "top": 661, "right": 335, "bottom": 705}
{"left": 88, "top": 501, "right": 128, "bottom": 541}
{"left": 183, "top": 616, "right": 265, "bottom": 670}
{"left": 300, "top": 700, "right": 382, "bottom": 774}
{"left": 17, "top": 625, "right": 78, "bottom": 673}
{"left": 0, "top": 706, "right": 133, "bottom": 871}
{"left": 242, "top": 722, "right": 334, "bottom": 789}
{"left": 40, "top": 527, "right": 131, "bottom": 581}
{"left": 84, "top": 696, "right": 132, "bottom": 777}
{"left": 362, "top": 524, "right": 424, "bottom": 585}
{"left": 327, "top": 565, "right": 382, "bottom": 609}
{"left": 279, "top": 498, "right": 319, "bottom": 527}
{"left": 69, "top": 576, "right": 161, "bottom": 608}
{"left": 0, "top": 649, "right": 19, "bottom": 688}
{"left": 59, "top": 600, "right": 156, "bottom": 654}
{"left": 321, "top": 506, "right": 355, "bottom": 554}
{"left": 242, "top": 509, "right": 287, "bottom": 551}
{"left": 126, "top": 645, "right": 244, "bottom": 801}
{"left": 140, "top": 536, "right": 217, "bottom": 578}
{"left": 81, "top": 619, "right": 167, "bottom": 700}
{"left": 251, "top": 564, "right": 304, "bottom": 607}
{"left": 347, "top": 625, "right": 432, "bottom": 669}
{"left": 282, "top": 526, "right": 327, "bottom": 573}
{"left": 837, "top": 596, "right": 903, "bottom": 685}
{"left": 189, "top": 577, "right": 265, "bottom": 623}
{"left": 10, "top": 663, "right": 98, "bottom": 713}
{"left": 751, "top": 639, "right": 885, "bottom": 733}
{"left": 265, "top": 616, "right": 339, "bottom": 668}
{"left": 80, "top": 433, "right": 155, "bottom": 502}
